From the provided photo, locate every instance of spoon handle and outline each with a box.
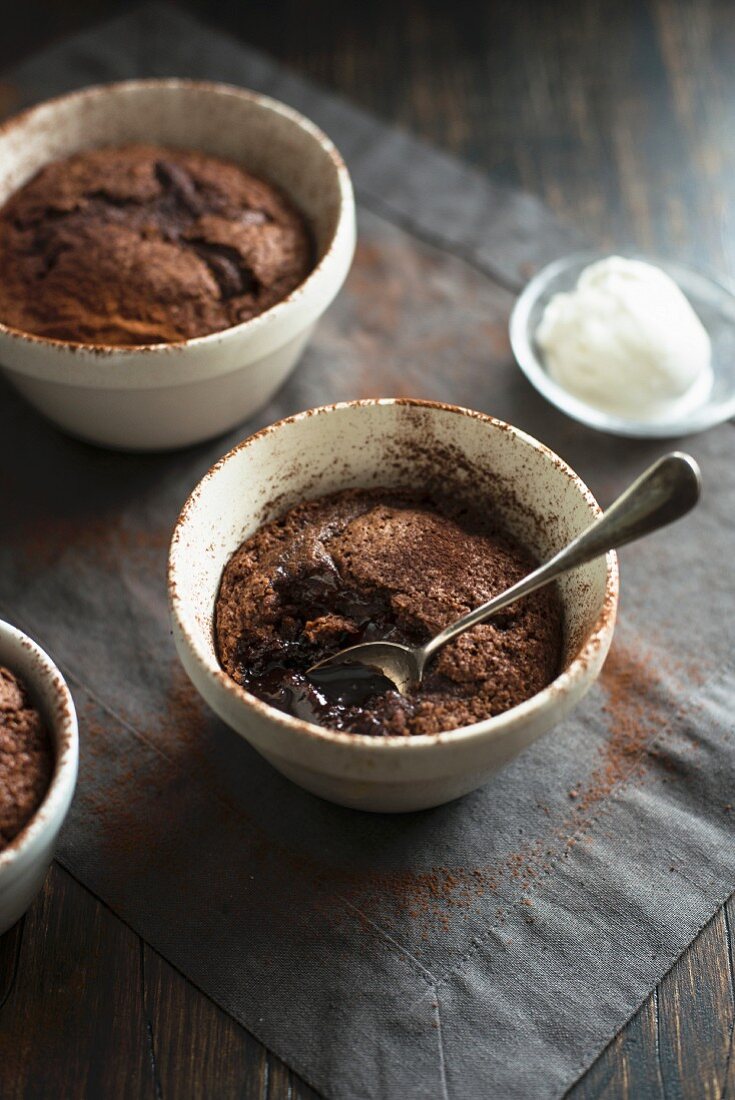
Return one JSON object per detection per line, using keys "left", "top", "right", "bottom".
{"left": 420, "top": 452, "right": 701, "bottom": 663}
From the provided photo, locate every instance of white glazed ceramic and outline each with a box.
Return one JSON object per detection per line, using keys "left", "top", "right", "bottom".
{"left": 169, "top": 399, "right": 618, "bottom": 813}
{"left": 0, "top": 621, "right": 78, "bottom": 933}
{"left": 0, "top": 80, "right": 355, "bottom": 451}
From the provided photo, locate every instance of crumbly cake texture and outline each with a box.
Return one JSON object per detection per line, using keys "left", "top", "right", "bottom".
{"left": 215, "top": 489, "right": 564, "bottom": 737}
{"left": 0, "top": 666, "right": 54, "bottom": 850}
{"left": 0, "top": 143, "right": 314, "bottom": 345}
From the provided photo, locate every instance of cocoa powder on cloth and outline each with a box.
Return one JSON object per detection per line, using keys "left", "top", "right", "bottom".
{"left": 0, "top": 9, "right": 733, "bottom": 1100}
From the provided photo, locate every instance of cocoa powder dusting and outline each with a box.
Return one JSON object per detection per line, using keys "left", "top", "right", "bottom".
{"left": 76, "top": 638, "right": 701, "bottom": 942}
{"left": 316, "top": 639, "right": 701, "bottom": 934}
{"left": 0, "top": 143, "right": 313, "bottom": 345}
{"left": 13, "top": 512, "right": 171, "bottom": 571}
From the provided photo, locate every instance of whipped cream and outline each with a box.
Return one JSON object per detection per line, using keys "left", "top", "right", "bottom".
{"left": 536, "top": 256, "right": 712, "bottom": 420}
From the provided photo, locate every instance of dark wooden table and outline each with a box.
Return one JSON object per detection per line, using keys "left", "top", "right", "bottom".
{"left": 1, "top": 1, "right": 734, "bottom": 1096}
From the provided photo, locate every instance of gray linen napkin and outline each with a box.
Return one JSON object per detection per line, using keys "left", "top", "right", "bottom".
{"left": 0, "top": 8, "right": 733, "bottom": 1098}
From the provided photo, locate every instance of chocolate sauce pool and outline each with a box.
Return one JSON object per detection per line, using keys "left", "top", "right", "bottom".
{"left": 235, "top": 587, "right": 417, "bottom": 735}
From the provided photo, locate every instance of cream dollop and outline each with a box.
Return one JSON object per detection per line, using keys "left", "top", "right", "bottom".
{"left": 536, "top": 256, "right": 712, "bottom": 420}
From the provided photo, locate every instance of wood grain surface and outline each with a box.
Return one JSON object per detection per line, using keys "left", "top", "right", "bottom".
{"left": 0, "top": 1, "right": 734, "bottom": 1097}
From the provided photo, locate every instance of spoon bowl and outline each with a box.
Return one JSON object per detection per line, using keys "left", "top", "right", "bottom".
{"left": 308, "top": 641, "right": 422, "bottom": 697}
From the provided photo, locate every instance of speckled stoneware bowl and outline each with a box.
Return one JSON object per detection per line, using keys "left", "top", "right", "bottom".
{"left": 0, "top": 620, "right": 78, "bottom": 933}
{"left": 168, "top": 399, "right": 618, "bottom": 813}
{"left": 0, "top": 80, "right": 355, "bottom": 450}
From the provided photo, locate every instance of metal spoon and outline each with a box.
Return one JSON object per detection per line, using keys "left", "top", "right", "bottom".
{"left": 307, "top": 452, "right": 701, "bottom": 696}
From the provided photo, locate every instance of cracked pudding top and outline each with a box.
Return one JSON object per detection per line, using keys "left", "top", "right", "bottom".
{"left": 215, "top": 488, "right": 564, "bottom": 737}
{"left": 0, "top": 143, "right": 314, "bottom": 345}
{"left": 0, "top": 667, "right": 54, "bottom": 852}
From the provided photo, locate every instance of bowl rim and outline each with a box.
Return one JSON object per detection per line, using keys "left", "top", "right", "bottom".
{"left": 168, "top": 397, "right": 619, "bottom": 751}
{"left": 0, "top": 620, "right": 79, "bottom": 873}
{"left": 0, "top": 77, "right": 354, "bottom": 356}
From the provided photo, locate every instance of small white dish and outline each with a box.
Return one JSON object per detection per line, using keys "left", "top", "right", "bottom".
{"left": 0, "top": 80, "right": 355, "bottom": 451}
{"left": 0, "top": 620, "right": 78, "bottom": 934}
{"left": 168, "top": 398, "right": 618, "bottom": 813}
{"left": 510, "top": 250, "right": 735, "bottom": 438}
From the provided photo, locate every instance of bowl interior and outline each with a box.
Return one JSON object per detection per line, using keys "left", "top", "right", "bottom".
{"left": 0, "top": 81, "right": 342, "bottom": 258}
{"left": 172, "top": 402, "right": 609, "bottom": 709}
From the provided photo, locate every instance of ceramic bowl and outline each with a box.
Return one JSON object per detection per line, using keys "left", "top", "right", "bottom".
{"left": 168, "top": 399, "right": 618, "bottom": 813}
{"left": 0, "top": 79, "right": 355, "bottom": 451}
{"left": 0, "top": 620, "right": 78, "bottom": 933}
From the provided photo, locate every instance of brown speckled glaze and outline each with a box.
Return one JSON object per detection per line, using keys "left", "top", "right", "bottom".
{"left": 169, "top": 399, "right": 617, "bottom": 770}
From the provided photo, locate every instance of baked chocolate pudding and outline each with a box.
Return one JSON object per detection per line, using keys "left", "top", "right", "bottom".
{"left": 0, "top": 144, "right": 314, "bottom": 345}
{"left": 0, "top": 667, "right": 54, "bottom": 851}
{"left": 215, "top": 489, "right": 563, "bottom": 737}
